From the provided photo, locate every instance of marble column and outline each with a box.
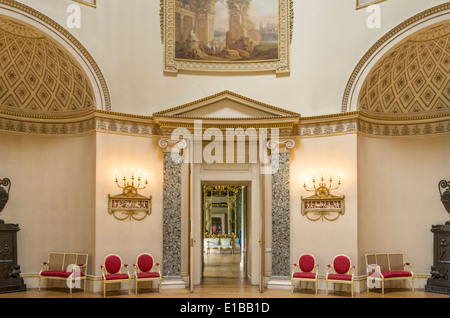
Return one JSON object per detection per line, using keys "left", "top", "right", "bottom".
{"left": 160, "top": 141, "right": 183, "bottom": 277}
{"left": 270, "top": 141, "right": 294, "bottom": 277}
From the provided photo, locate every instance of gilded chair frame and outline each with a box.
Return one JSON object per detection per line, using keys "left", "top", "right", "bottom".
{"left": 326, "top": 254, "right": 356, "bottom": 297}
{"left": 365, "top": 253, "right": 415, "bottom": 294}
{"left": 38, "top": 252, "right": 88, "bottom": 295}
{"left": 100, "top": 254, "right": 131, "bottom": 297}
{"left": 133, "top": 253, "right": 162, "bottom": 294}
{"left": 291, "top": 253, "right": 319, "bottom": 295}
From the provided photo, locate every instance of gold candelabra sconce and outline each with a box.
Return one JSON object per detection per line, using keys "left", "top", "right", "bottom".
{"left": 115, "top": 168, "right": 148, "bottom": 197}
{"left": 303, "top": 169, "right": 342, "bottom": 198}
{"left": 108, "top": 168, "right": 152, "bottom": 221}
{"left": 301, "top": 169, "right": 345, "bottom": 222}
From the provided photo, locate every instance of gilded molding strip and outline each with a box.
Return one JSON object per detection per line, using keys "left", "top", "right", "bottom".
{"left": 1, "top": 108, "right": 449, "bottom": 138}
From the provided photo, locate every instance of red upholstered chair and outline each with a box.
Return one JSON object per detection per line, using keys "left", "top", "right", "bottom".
{"left": 100, "top": 254, "right": 131, "bottom": 297}
{"left": 291, "top": 254, "right": 319, "bottom": 294}
{"left": 326, "top": 254, "right": 356, "bottom": 297}
{"left": 133, "top": 253, "right": 162, "bottom": 294}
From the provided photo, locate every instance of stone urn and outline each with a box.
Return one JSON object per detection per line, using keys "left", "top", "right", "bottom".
{"left": 439, "top": 180, "right": 450, "bottom": 216}
{"left": 0, "top": 178, "right": 11, "bottom": 222}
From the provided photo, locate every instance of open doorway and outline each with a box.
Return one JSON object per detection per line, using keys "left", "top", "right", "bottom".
{"left": 201, "top": 185, "right": 247, "bottom": 285}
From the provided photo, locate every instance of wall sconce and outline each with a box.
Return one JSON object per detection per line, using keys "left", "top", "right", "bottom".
{"left": 108, "top": 168, "right": 152, "bottom": 221}
{"left": 115, "top": 168, "right": 148, "bottom": 197}
{"left": 301, "top": 169, "right": 345, "bottom": 222}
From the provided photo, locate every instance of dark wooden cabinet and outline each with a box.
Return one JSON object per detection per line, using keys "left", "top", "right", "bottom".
{"left": 0, "top": 222, "right": 26, "bottom": 294}
{"left": 425, "top": 221, "right": 450, "bottom": 295}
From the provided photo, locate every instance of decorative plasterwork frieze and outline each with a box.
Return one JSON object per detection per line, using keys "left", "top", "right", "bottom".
{"left": 1, "top": 108, "right": 449, "bottom": 138}
{"left": 0, "top": 109, "right": 155, "bottom": 136}
{"left": 294, "top": 112, "right": 359, "bottom": 138}
{"left": 358, "top": 112, "right": 450, "bottom": 137}
{"left": 292, "top": 111, "right": 450, "bottom": 138}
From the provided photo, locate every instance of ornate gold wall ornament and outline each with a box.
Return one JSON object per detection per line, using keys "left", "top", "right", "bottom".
{"left": 301, "top": 169, "right": 345, "bottom": 222}
{"left": 108, "top": 195, "right": 152, "bottom": 221}
{"left": 72, "top": 0, "right": 97, "bottom": 8}
{"left": 108, "top": 168, "right": 151, "bottom": 221}
{"left": 356, "top": 0, "right": 387, "bottom": 10}
{"left": 161, "top": 0, "right": 292, "bottom": 74}
{"left": 301, "top": 195, "right": 346, "bottom": 222}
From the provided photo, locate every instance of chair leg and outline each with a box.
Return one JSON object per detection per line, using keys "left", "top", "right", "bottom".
{"left": 382, "top": 281, "right": 385, "bottom": 295}
{"left": 326, "top": 281, "right": 328, "bottom": 296}
{"left": 103, "top": 282, "right": 106, "bottom": 297}
{"left": 128, "top": 280, "right": 131, "bottom": 295}
{"left": 136, "top": 280, "right": 138, "bottom": 295}
{"left": 412, "top": 278, "right": 415, "bottom": 292}
{"left": 38, "top": 277, "right": 41, "bottom": 292}
{"left": 159, "top": 279, "right": 162, "bottom": 293}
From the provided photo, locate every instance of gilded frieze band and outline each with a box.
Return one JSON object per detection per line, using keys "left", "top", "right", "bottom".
{"left": 0, "top": 108, "right": 449, "bottom": 138}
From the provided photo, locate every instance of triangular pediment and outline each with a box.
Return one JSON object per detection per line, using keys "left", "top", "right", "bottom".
{"left": 153, "top": 91, "right": 300, "bottom": 120}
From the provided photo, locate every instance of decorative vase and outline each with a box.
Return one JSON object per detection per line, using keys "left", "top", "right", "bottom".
{"left": 439, "top": 180, "right": 450, "bottom": 216}
{"left": 0, "top": 179, "right": 11, "bottom": 221}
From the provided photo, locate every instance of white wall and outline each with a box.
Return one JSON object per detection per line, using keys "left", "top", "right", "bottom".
{"left": 16, "top": 0, "right": 448, "bottom": 117}
{"left": 290, "top": 133, "right": 359, "bottom": 275}
{"left": 357, "top": 133, "right": 450, "bottom": 276}
{"left": 93, "top": 132, "right": 163, "bottom": 291}
{"left": 0, "top": 132, "right": 96, "bottom": 286}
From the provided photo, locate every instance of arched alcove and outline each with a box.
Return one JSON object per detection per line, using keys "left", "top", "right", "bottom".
{"left": 342, "top": 3, "right": 450, "bottom": 114}
{"left": 0, "top": 0, "right": 111, "bottom": 113}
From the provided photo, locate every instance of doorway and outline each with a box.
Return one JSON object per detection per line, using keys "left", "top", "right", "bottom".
{"left": 201, "top": 185, "right": 247, "bottom": 285}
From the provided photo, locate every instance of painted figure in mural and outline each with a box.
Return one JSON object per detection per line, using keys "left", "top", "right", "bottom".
{"left": 175, "top": 0, "right": 278, "bottom": 61}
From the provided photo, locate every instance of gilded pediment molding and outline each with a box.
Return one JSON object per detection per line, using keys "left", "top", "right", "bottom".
{"left": 153, "top": 90, "right": 300, "bottom": 118}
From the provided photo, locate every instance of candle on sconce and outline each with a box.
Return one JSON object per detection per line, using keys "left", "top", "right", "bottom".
{"left": 114, "top": 170, "right": 118, "bottom": 180}
{"left": 312, "top": 170, "right": 316, "bottom": 180}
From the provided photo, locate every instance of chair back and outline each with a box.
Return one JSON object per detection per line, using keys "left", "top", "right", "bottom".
{"left": 104, "top": 254, "right": 123, "bottom": 275}
{"left": 47, "top": 252, "right": 65, "bottom": 271}
{"left": 333, "top": 254, "right": 351, "bottom": 274}
{"left": 136, "top": 253, "right": 154, "bottom": 273}
{"left": 388, "top": 253, "right": 404, "bottom": 271}
{"left": 299, "top": 254, "right": 316, "bottom": 273}
{"left": 221, "top": 238, "right": 231, "bottom": 246}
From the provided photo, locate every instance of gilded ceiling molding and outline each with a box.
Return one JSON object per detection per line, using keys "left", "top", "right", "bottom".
{"left": 0, "top": 0, "right": 111, "bottom": 111}
{"left": 294, "top": 111, "right": 360, "bottom": 138}
{"left": 0, "top": 109, "right": 155, "bottom": 136}
{"left": 342, "top": 2, "right": 450, "bottom": 113}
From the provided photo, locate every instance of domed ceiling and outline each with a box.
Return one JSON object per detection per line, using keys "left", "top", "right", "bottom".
{"left": 0, "top": 15, "right": 95, "bottom": 114}
{"left": 358, "top": 21, "right": 450, "bottom": 117}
